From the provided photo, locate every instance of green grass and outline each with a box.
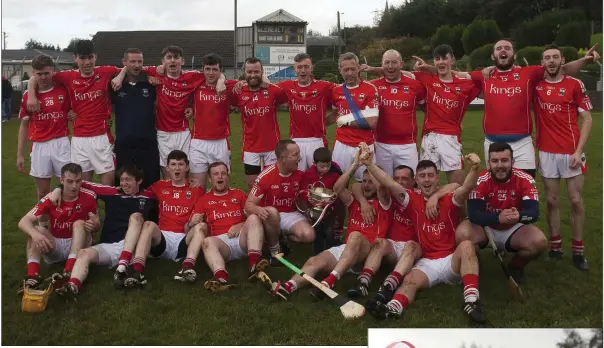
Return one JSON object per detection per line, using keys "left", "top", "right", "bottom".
{"left": 2, "top": 110, "right": 602, "bottom": 345}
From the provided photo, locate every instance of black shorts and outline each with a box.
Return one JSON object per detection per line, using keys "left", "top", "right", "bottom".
{"left": 244, "top": 163, "right": 262, "bottom": 176}
{"left": 149, "top": 232, "right": 189, "bottom": 259}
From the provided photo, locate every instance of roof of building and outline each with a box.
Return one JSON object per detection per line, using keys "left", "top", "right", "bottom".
{"left": 254, "top": 9, "right": 307, "bottom": 24}
{"left": 306, "top": 36, "right": 345, "bottom": 47}
{"left": 91, "top": 31, "right": 235, "bottom": 67}
{"left": 1, "top": 49, "right": 73, "bottom": 63}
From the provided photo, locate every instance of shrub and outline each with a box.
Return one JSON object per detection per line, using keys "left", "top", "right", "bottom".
{"left": 512, "top": 9, "right": 586, "bottom": 49}
{"left": 469, "top": 43, "right": 495, "bottom": 70}
{"left": 516, "top": 46, "right": 544, "bottom": 66}
{"left": 462, "top": 20, "right": 502, "bottom": 55}
{"left": 556, "top": 21, "right": 591, "bottom": 49}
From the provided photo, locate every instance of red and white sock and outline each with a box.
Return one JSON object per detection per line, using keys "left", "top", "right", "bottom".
{"left": 383, "top": 271, "right": 403, "bottom": 290}
{"left": 282, "top": 280, "right": 298, "bottom": 294}
{"left": 358, "top": 268, "right": 374, "bottom": 287}
{"left": 214, "top": 268, "right": 229, "bottom": 283}
{"left": 248, "top": 249, "right": 262, "bottom": 271}
{"left": 462, "top": 274, "right": 479, "bottom": 303}
{"left": 387, "top": 293, "right": 409, "bottom": 314}
{"left": 132, "top": 257, "right": 146, "bottom": 273}
{"left": 571, "top": 239, "right": 584, "bottom": 255}
{"left": 550, "top": 235, "right": 562, "bottom": 252}
{"left": 268, "top": 243, "right": 281, "bottom": 256}
{"left": 181, "top": 257, "right": 195, "bottom": 269}
{"left": 116, "top": 250, "right": 132, "bottom": 272}
{"left": 322, "top": 270, "right": 340, "bottom": 288}
{"left": 67, "top": 277, "right": 82, "bottom": 293}
{"left": 27, "top": 258, "right": 40, "bottom": 277}
{"left": 64, "top": 253, "right": 77, "bottom": 273}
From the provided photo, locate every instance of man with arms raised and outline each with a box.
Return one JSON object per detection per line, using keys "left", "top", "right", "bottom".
{"left": 124, "top": 150, "right": 207, "bottom": 286}
{"left": 49, "top": 165, "right": 157, "bottom": 300}
{"left": 364, "top": 153, "right": 486, "bottom": 324}
{"left": 371, "top": 49, "right": 426, "bottom": 175}
{"left": 27, "top": 40, "right": 122, "bottom": 185}
{"left": 17, "top": 55, "right": 72, "bottom": 202}
{"left": 534, "top": 45, "right": 593, "bottom": 270}
{"left": 456, "top": 142, "right": 546, "bottom": 285}
{"left": 268, "top": 145, "right": 392, "bottom": 300}
{"left": 18, "top": 163, "right": 100, "bottom": 290}
{"left": 194, "top": 162, "right": 268, "bottom": 291}
{"left": 246, "top": 140, "right": 315, "bottom": 260}
{"left": 232, "top": 58, "right": 287, "bottom": 189}
{"left": 330, "top": 52, "right": 380, "bottom": 182}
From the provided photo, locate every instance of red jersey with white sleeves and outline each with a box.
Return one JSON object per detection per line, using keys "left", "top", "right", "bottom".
{"left": 30, "top": 189, "right": 98, "bottom": 238}
{"left": 144, "top": 67, "right": 207, "bottom": 132}
{"left": 249, "top": 164, "right": 304, "bottom": 213}
{"left": 388, "top": 191, "right": 417, "bottom": 242}
{"left": 345, "top": 198, "right": 392, "bottom": 244}
{"left": 371, "top": 76, "right": 426, "bottom": 145}
{"left": 301, "top": 161, "right": 342, "bottom": 191}
{"left": 231, "top": 84, "right": 287, "bottom": 153}
{"left": 141, "top": 180, "right": 204, "bottom": 233}
{"left": 469, "top": 169, "right": 539, "bottom": 230}
{"left": 331, "top": 81, "right": 380, "bottom": 146}
{"left": 413, "top": 72, "right": 479, "bottom": 136}
{"left": 18, "top": 86, "right": 70, "bottom": 142}
{"left": 192, "top": 79, "right": 238, "bottom": 140}
{"left": 277, "top": 79, "right": 335, "bottom": 140}
{"left": 401, "top": 190, "right": 461, "bottom": 259}
{"left": 469, "top": 66, "right": 545, "bottom": 136}
{"left": 534, "top": 76, "right": 593, "bottom": 154}
{"left": 53, "top": 66, "right": 120, "bottom": 137}
{"left": 194, "top": 188, "right": 247, "bottom": 236}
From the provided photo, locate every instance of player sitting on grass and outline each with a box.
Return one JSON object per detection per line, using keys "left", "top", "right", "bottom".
{"left": 455, "top": 142, "right": 546, "bottom": 284}
{"left": 123, "top": 150, "right": 207, "bottom": 287}
{"left": 300, "top": 147, "right": 345, "bottom": 254}
{"left": 48, "top": 164, "right": 157, "bottom": 300}
{"left": 348, "top": 164, "right": 459, "bottom": 300}
{"left": 18, "top": 163, "right": 100, "bottom": 292}
{"left": 195, "top": 161, "right": 270, "bottom": 292}
{"left": 364, "top": 154, "right": 487, "bottom": 324}
{"left": 268, "top": 145, "right": 392, "bottom": 301}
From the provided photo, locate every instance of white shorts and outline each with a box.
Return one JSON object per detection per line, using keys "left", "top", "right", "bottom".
{"left": 538, "top": 151, "right": 586, "bottom": 179}
{"left": 279, "top": 211, "right": 307, "bottom": 233}
{"left": 375, "top": 142, "right": 418, "bottom": 176}
{"left": 484, "top": 136, "right": 535, "bottom": 170}
{"left": 243, "top": 151, "right": 277, "bottom": 167}
{"left": 30, "top": 137, "right": 71, "bottom": 178}
{"left": 71, "top": 134, "right": 115, "bottom": 174}
{"left": 333, "top": 140, "right": 376, "bottom": 182}
{"left": 484, "top": 223, "right": 524, "bottom": 252}
{"left": 42, "top": 237, "right": 72, "bottom": 264}
{"left": 215, "top": 234, "right": 246, "bottom": 262}
{"left": 412, "top": 254, "right": 461, "bottom": 288}
{"left": 327, "top": 244, "right": 346, "bottom": 262}
{"left": 292, "top": 137, "right": 324, "bottom": 171}
{"left": 420, "top": 132, "right": 463, "bottom": 172}
{"left": 156, "top": 231, "right": 186, "bottom": 261}
{"left": 189, "top": 138, "right": 231, "bottom": 174}
{"left": 388, "top": 239, "right": 408, "bottom": 260}
{"left": 92, "top": 240, "right": 125, "bottom": 269}
{"left": 157, "top": 130, "right": 191, "bottom": 167}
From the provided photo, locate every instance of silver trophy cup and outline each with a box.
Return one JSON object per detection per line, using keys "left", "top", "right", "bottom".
{"left": 295, "top": 182, "right": 338, "bottom": 228}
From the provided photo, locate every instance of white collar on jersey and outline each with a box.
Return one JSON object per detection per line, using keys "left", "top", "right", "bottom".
{"left": 212, "top": 189, "right": 230, "bottom": 196}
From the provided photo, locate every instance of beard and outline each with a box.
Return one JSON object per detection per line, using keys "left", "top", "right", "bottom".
{"left": 494, "top": 57, "right": 514, "bottom": 71}
{"left": 490, "top": 167, "right": 512, "bottom": 183}
{"left": 246, "top": 76, "right": 261, "bottom": 87}
{"left": 545, "top": 64, "right": 562, "bottom": 77}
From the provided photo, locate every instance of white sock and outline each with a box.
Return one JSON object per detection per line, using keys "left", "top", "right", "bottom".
{"left": 67, "top": 253, "right": 77, "bottom": 260}
{"left": 330, "top": 270, "right": 341, "bottom": 280}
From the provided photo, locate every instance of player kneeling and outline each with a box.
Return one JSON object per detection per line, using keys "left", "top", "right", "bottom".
{"left": 18, "top": 163, "right": 100, "bottom": 292}
{"left": 364, "top": 155, "right": 487, "bottom": 324}
{"left": 268, "top": 149, "right": 392, "bottom": 301}
{"left": 192, "top": 162, "right": 269, "bottom": 292}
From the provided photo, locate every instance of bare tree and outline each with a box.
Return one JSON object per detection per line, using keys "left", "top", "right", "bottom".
{"left": 558, "top": 329, "right": 587, "bottom": 348}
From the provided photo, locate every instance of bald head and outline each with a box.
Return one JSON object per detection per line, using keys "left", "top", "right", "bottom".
{"left": 382, "top": 49, "right": 403, "bottom": 81}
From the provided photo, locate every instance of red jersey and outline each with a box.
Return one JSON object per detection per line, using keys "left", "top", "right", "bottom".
{"left": 534, "top": 76, "right": 593, "bottom": 154}
{"left": 144, "top": 67, "right": 206, "bottom": 132}
{"left": 469, "top": 169, "right": 539, "bottom": 230}
{"left": 194, "top": 188, "right": 247, "bottom": 236}
{"left": 402, "top": 190, "right": 461, "bottom": 259}
{"left": 249, "top": 164, "right": 304, "bottom": 213}
{"left": 413, "top": 72, "right": 479, "bottom": 136}
{"left": 301, "top": 161, "right": 342, "bottom": 191}
{"left": 18, "top": 86, "right": 70, "bottom": 142}
{"left": 231, "top": 84, "right": 287, "bottom": 153}
{"left": 142, "top": 180, "right": 204, "bottom": 233}
{"left": 388, "top": 191, "right": 416, "bottom": 242}
{"left": 30, "top": 189, "right": 98, "bottom": 238}
{"left": 372, "top": 76, "right": 426, "bottom": 145}
{"left": 469, "top": 66, "right": 545, "bottom": 136}
{"left": 331, "top": 81, "right": 380, "bottom": 146}
{"left": 277, "top": 79, "right": 335, "bottom": 140}
{"left": 192, "top": 79, "right": 238, "bottom": 140}
{"left": 53, "top": 66, "right": 120, "bottom": 137}
{"left": 345, "top": 198, "right": 392, "bottom": 244}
